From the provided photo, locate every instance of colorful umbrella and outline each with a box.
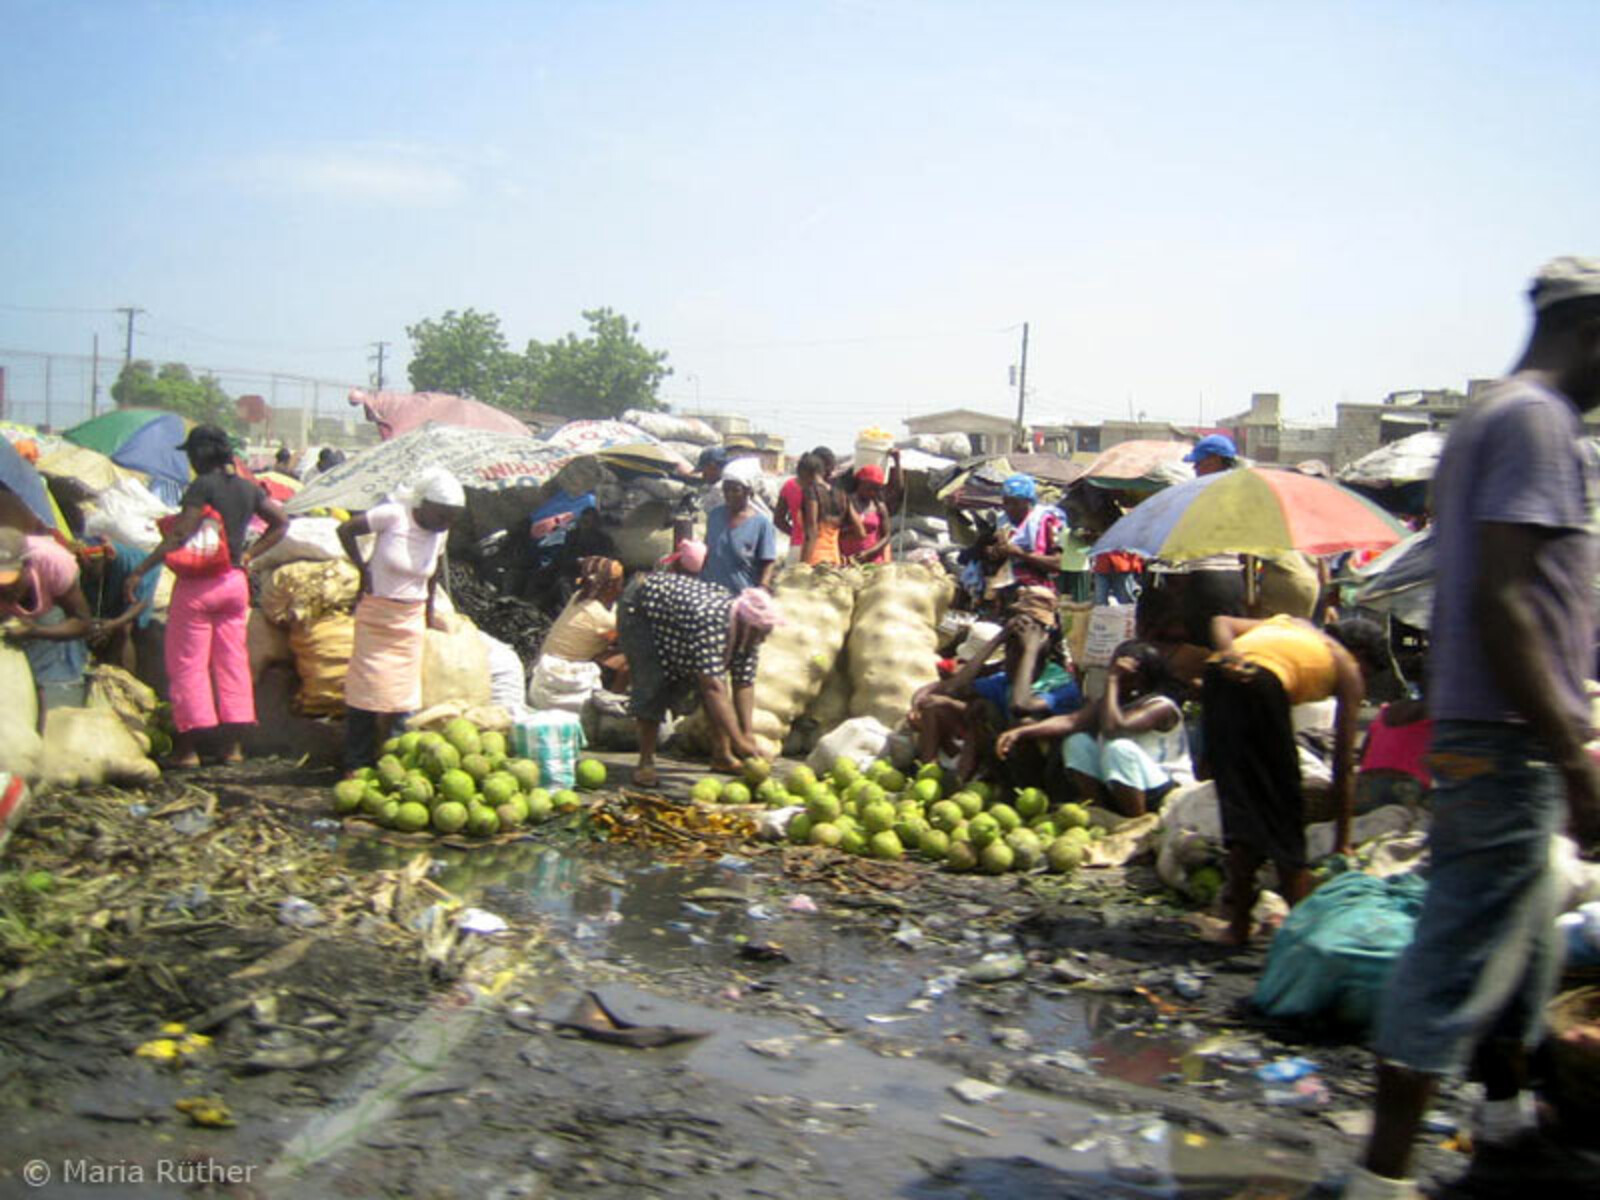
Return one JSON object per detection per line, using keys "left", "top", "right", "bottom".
{"left": 0, "top": 436, "right": 69, "bottom": 535}
{"left": 1090, "top": 466, "right": 1406, "bottom": 562}
{"left": 348, "top": 389, "right": 532, "bottom": 440}
{"left": 286, "top": 423, "right": 578, "bottom": 514}
{"left": 63, "top": 409, "right": 192, "bottom": 504}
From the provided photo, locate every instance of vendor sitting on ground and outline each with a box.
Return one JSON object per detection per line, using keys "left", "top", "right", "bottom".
{"left": 1355, "top": 692, "right": 1432, "bottom": 812}
{"left": 617, "top": 573, "right": 780, "bottom": 786}
{"left": 0, "top": 526, "right": 93, "bottom": 721}
{"left": 908, "top": 587, "right": 1080, "bottom": 781}
{"left": 995, "top": 639, "right": 1191, "bottom": 817}
{"left": 539, "top": 556, "right": 629, "bottom": 690}
{"left": 1201, "top": 613, "right": 1390, "bottom": 945}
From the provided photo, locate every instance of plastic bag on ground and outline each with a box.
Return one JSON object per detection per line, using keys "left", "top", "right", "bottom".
{"left": 807, "top": 716, "right": 913, "bottom": 775}
{"left": 39, "top": 706, "right": 160, "bottom": 789}
{"left": 288, "top": 614, "right": 354, "bottom": 716}
{"left": 421, "top": 612, "right": 492, "bottom": 709}
{"left": 1254, "top": 870, "right": 1427, "bottom": 1028}
{"left": 527, "top": 654, "right": 603, "bottom": 715}
{"left": 83, "top": 477, "right": 174, "bottom": 552}
{"left": 0, "top": 645, "right": 42, "bottom": 781}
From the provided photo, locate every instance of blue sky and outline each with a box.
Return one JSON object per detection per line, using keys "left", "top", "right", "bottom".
{"left": 4, "top": 0, "right": 1597, "bottom": 452}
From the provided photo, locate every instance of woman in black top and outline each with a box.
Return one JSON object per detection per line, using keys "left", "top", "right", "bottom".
{"left": 128, "top": 425, "right": 288, "bottom": 766}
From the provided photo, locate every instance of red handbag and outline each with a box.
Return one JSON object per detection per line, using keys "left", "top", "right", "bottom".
{"left": 158, "top": 504, "right": 233, "bottom": 577}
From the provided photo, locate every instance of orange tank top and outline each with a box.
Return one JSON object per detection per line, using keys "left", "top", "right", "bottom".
{"left": 1227, "top": 615, "right": 1337, "bottom": 704}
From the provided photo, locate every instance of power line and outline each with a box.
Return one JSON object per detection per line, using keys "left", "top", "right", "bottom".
{"left": 0, "top": 302, "right": 122, "bottom": 315}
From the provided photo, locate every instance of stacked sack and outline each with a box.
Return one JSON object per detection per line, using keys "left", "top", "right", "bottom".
{"left": 258, "top": 559, "right": 362, "bottom": 715}
{"left": 845, "top": 562, "right": 954, "bottom": 729}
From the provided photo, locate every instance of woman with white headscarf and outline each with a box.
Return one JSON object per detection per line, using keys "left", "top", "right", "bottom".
{"left": 337, "top": 468, "right": 466, "bottom": 772}
{"left": 701, "top": 455, "right": 778, "bottom": 594}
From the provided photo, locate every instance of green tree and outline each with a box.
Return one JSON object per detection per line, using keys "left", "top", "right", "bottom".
{"left": 528, "top": 307, "right": 671, "bottom": 418}
{"left": 111, "top": 361, "right": 240, "bottom": 429}
{"left": 405, "top": 308, "right": 526, "bottom": 407}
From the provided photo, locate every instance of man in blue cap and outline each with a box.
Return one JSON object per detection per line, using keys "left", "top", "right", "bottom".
{"left": 1184, "top": 433, "right": 1238, "bottom": 476}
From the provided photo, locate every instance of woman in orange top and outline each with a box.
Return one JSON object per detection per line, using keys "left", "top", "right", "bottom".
{"left": 800, "top": 453, "right": 845, "bottom": 566}
{"left": 1200, "top": 613, "right": 1390, "bottom": 945}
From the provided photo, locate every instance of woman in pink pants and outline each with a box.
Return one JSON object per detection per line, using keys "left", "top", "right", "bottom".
{"left": 129, "top": 425, "right": 287, "bottom": 767}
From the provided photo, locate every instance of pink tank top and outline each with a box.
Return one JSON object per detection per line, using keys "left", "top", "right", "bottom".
{"left": 840, "top": 501, "right": 889, "bottom": 564}
{"left": 1360, "top": 707, "right": 1433, "bottom": 785}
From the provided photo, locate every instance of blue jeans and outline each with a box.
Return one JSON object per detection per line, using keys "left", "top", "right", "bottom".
{"left": 1372, "top": 721, "right": 1565, "bottom": 1076}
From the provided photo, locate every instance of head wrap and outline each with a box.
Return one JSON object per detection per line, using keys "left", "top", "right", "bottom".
{"left": 408, "top": 466, "right": 465, "bottom": 508}
{"left": 855, "top": 463, "right": 886, "bottom": 487}
{"left": 730, "top": 587, "right": 783, "bottom": 632}
{"left": 721, "top": 456, "right": 763, "bottom": 488}
{"left": 659, "top": 539, "right": 707, "bottom": 573}
{"left": 1001, "top": 473, "right": 1037, "bottom": 501}
{"left": 1009, "top": 585, "right": 1059, "bottom": 630}
{"left": 1531, "top": 256, "right": 1600, "bottom": 312}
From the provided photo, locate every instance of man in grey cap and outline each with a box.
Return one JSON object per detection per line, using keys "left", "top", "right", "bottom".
{"left": 1348, "top": 257, "right": 1600, "bottom": 1199}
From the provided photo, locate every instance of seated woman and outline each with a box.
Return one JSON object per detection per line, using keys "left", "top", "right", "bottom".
{"left": 538, "top": 556, "right": 629, "bottom": 690}
{"left": 1355, "top": 694, "right": 1432, "bottom": 812}
{"left": 995, "top": 639, "right": 1190, "bottom": 817}
{"left": 908, "top": 588, "right": 1079, "bottom": 781}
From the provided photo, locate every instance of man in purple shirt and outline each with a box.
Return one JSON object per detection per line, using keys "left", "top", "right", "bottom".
{"left": 1349, "top": 259, "right": 1600, "bottom": 1200}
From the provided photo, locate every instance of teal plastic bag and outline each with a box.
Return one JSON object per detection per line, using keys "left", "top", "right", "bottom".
{"left": 1254, "top": 871, "right": 1428, "bottom": 1029}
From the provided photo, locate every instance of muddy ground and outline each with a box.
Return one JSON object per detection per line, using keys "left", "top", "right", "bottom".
{"left": 0, "top": 754, "right": 1578, "bottom": 1199}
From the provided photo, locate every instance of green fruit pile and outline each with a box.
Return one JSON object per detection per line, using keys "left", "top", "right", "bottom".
{"left": 768, "top": 761, "right": 1100, "bottom": 875}
{"left": 331, "top": 718, "right": 599, "bottom": 839}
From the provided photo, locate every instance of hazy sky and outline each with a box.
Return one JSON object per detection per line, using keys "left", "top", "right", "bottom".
{"left": 4, "top": 0, "right": 1596, "bottom": 452}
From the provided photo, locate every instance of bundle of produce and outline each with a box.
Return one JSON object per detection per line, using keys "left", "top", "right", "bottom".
{"left": 746, "top": 565, "right": 860, "bottom": 755}
{"left": 422, "top": 612, "right": 493, "bottom": 710}
{"left": 85, "top": 664, "right": 160, "bottom": 752}
{"left": 844, "top": 562, "right": 953, "bottom": 730}
{"left": 693, "top": 756, "right": 1099, "bottom": 876}
{"left": 328, "top": 714, "right": 610, "bottom": 839}
{"left": 259, "top": 560, "right": 361, "bottom": 627}
{"left": 39, "top": 706, "right": 160, "bottom": 789}
{"left": 621, "top": 409, "right": 720, "bottom": 446}
{"left": 288, "top": 614, "right": 355, "bottom": 716}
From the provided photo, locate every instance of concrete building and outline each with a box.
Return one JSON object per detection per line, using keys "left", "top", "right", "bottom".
{"left": 903, "top": 408, "right": 1020, "bottom": 456}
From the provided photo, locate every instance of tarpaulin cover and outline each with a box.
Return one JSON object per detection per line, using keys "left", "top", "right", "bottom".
{"left": 286, "top": 423, "right": 576, "bottom": 514}
{"left": 543, "top": 419, "right": 690, "bottom": 476}
{"left": 1336, "top": 431, "right": 1445, "bottom": 488}
{"left": 0, "top": 435, "right": 67, "bottom": 533}
{"left": 1083, "top": 439, "right": 1196, "bottom": 494}
{"left": 64, "top": 410, "right": 191, "bottom": 505}
{"left": 349, "top": 389, "right": 531, "bottom": 440}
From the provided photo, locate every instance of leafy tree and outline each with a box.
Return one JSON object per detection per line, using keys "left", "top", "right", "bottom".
{"left": 403, "top": 306, "right": 670, "bottom": 418}
{"left": 405, "top": 308, "right": 526, "bottom": 407}
{"left": 529, "top": 307, "right": 671, "bottom": 418}
{"left": 111, "top": 361, "right": 240, "bottom": 430}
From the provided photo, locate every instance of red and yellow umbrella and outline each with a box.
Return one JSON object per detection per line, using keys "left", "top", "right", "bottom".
{"left": 1090, "top": 466, "right": 1406, "bottom": 561}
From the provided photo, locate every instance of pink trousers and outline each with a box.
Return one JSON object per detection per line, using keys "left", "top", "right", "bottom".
{"left": 166, "top": 568, "right": 255, "bottom": 733}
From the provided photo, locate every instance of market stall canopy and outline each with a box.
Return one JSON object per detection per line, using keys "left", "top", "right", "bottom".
{"left": 34, "top": 442, "right": 142, "bottom": 494}
{"left": 1090, "top": 466, "right": 1406, "bottom": 562}
{"left": 0, "top": 435, "right": 69, "bottom": 535}
{"left": 1350, "top": 529, "right": 1434, "bottom": 628}
{"left": 934, "top": 452, "right": 1083, "bottom": 507}
{"left": 349, "top": 388, "right": 531, "bottom": 440}
{"left": 543, "top": 419, "right": 690, "bottom": 476}
{"left": 286, "top": 422, "right": 575, "bottom": 514}
{"left": 63, "top": 409, "right": 191, "bottom": 504}
{"left": 1337, "top": 431, "right": 1445, "bottom": 488}
{"left": 1083, "top": 439, "right": 1195, "bottom": 494}
{"left": 255, "top": 469, "right": 303, "bottom": 503}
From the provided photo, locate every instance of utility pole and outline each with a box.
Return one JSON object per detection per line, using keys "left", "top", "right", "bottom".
{"left": 1013, "top": 322, "right": 1029, "bottom": 451}
{"left": 91, "top": 333, "right": 101, "bottom": 416}
{"left": 116, "top": 306, "right": 144, "bottom": 368}
{"left": 369, "top": 341, "right": 391, "bottom": 391}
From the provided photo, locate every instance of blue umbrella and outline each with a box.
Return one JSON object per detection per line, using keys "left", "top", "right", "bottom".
{"left": 0, "top": 435, "right": 63, "bottom": 532}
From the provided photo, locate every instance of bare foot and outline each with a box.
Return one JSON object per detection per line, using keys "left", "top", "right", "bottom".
{"left": 632, "top": 765, "right": 660, "bottom": 788}
{"left": 163, "top": 753, "right": 202, "bottom": 770}
{"left": 221, "top": 747, "right": 245, "bottom": 765}
{"left": 709, "top": 756, "right": 744, "bottom": 775}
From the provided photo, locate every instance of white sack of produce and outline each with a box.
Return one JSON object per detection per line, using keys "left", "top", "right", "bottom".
{"left": 745, "top": 565, "right": 861, "bottom": 756}
{"left": 247, "top": 609, "right": 293, "bottom": 681}
{"left": 806, "top": 715, "right": 913, "bottom": 775}
{"left": 39, "top": 706, "right": 159, "bottom": 789}
{"left": 622, "top": 409, "right": 720, "bottom": 446}
{"left": 422, "top": 612, "right": 492, "bottom": 709}
{"left": 83, "top": 477, "right": 173, "bottom": 552}
{"left": 480, "top": 632, "right": 527, "bottom": 714}
{"left": 527, "top": 655, "right": 602, "bottom": 714}
{"left": 85, "top": 664, "right": 159, "bottom": 752}
{"left": 246, "top": 517, "right": 349, "bottom": 572}
{"left": 844, "top": 562, "right": 953, "bottom": 730}
{"left": 289, "top": 614, "right": 354, "bottom": 715}
{"left": 260, "top": 560, "right": 361, "bottom": 627}
{"left": 803, "top": 660, "right": 852, "bottom": 731}
{"left": 0, "top": 645, "right": 42, "bottom": 780}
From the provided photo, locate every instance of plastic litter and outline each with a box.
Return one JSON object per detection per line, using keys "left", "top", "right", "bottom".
{"left": 277, "top": 896, "right": 325, "bottom": 928}
{"left": 1255, "top": 1055, "right": 1320, "bottom": 1083}
{"left": 163, "top": 884, "right": 210, "bottom": 914}
{"left": 458, "top": 908, "right": 508, "bottom": 935}
{"left": 1262, "top": 1076, "right": 1330, "bottom": 1107}
{"left": 169, "top": 809, "right": 214, "bottom": 836}
{"left": 1172, "top": 969, "right": 1205, "bottom": 999}
{"left": 961, "top": 952, "right": 1026, "bottom": 984}
{"left": 891, "top": 922, "right": 925, "bottom": 950}
{"left": 746, "top": 904, "right": 774, "bottom": 921}
{"left": 787, "top": 894, "right": 819, "bottom": 914}
{"left": 949, "top": 1078, "right": 1004, "bottom": 1104}
{"left": 1030, "top": 1049, "right": 1094, "bottom": 1074}
{"left": 126, "top": 803, "right": 150, "bottom": 819}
